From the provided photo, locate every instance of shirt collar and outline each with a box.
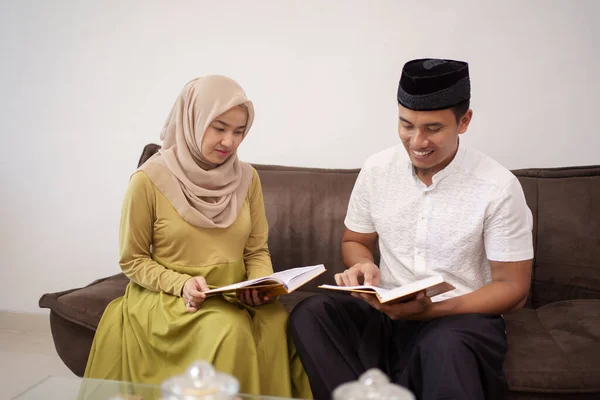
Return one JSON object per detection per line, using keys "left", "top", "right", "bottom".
{"left": 406, "top": 139, "right": 466, "bottom": 191}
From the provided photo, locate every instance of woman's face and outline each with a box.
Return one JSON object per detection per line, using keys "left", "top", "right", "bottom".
{"left": 201, "top": 105, "right": 248, "bottom": 165}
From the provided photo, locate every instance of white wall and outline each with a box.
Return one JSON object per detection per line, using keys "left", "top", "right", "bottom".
{"left": 1, "top": 0, "right": 599, "bottom": 314}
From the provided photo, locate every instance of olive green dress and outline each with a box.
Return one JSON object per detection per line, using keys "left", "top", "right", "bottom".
{"left": 84, "top": 169, "right": 312, "bottom": 398}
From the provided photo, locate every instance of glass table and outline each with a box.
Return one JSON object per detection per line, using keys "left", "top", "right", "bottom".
{"left": 14, "top": 376, "right": 302, "bottom": 400}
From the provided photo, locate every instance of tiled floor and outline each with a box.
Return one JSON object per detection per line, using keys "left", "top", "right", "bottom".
{"left": 0, "top": 312, "right": 75, "bottom": 399}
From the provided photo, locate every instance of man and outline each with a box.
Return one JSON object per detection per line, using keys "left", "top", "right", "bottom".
{"left": 290, "top": 59, "right": 533, "bottom": 400}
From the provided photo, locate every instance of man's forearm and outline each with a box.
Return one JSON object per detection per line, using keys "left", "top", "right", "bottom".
{"left": 425, "top": 280, "right": 528, "bottom": 319}
{"left": 341, "top": 241, "right": 375, "bottom": 269}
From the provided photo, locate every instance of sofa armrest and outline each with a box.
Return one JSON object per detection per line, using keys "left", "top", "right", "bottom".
{"left": 39, "top": 273, "right": 130, "bottom": 330}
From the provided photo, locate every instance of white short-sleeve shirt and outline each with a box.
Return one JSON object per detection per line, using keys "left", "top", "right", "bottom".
{"left": 345, "top": 143, "right": 534, "bottom": 301}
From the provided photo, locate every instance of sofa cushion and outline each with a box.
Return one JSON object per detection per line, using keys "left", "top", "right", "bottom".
{"left": 39, "top": 273, "right": 129, "bottom": 330}
{"left": 504, "top": 299, "right": 600, "bottom": 393}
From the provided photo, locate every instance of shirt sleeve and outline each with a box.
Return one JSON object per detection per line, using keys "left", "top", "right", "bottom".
{"left": 244, "top": 169, "right": 274, "bottom": 280}
{"left": 119, "top": 172, "right": 191, "bottom": 296}
{"left": 344, "top": 166, "right": 376, "bottom": 233}
{"left": 484, "top": 176, "right": 534, "bottom": 262}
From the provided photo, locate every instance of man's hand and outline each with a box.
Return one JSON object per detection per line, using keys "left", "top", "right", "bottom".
{"left": 334, "top": 262, "right": 381, "bottom": 287}
{"left": 182, "top": 277, "right": 210, "bottom": 313}
{"left": 356, "top": 291, "right": 433, "bottom": 320}
{"left": 236, "top": 288, "right": 278, "bottom": 307}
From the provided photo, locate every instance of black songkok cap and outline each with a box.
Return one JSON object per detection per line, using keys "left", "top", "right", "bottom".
{"left": 397, "top": 58, "right": 470, "bottom": 111}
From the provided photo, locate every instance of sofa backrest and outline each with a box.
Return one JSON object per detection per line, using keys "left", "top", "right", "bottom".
{"left": 512, "top": 166, "right": 600, "bottom": 307}
{"left": 257, "top": 164, "right": 600, "bottom": 307}
{"left": 255, "top": 165, "right": 360, "bottom": 291}
{"left": 137, "top": 144, "right": 600, "bottom": 308}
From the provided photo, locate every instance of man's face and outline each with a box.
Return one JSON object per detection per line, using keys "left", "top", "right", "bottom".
{"left": 398, "top": 104, "right": 472, "bottom": 175}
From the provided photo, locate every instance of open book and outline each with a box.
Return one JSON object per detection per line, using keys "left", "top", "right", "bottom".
{"left": 204, "top": 264, "right": 326, "bottom": 296}
{"left": 319, "top": 275, "right": 454, "bottom": 304}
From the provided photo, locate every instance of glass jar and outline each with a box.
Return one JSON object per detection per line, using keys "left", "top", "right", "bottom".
{"left": 333, "top": 368, "right": 415, "bottom": 400}
{"left": 161, "top": 361, "right": 240, "bottom": 400}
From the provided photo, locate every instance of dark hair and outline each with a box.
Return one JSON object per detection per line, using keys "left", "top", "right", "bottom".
{"left": 451, "top": 99, "right": 470, "bottom": 123}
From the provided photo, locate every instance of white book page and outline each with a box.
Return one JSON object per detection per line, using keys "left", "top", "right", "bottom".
{"left": 203, "top": 276, "right": 281, "bottom": 294}
{"left": 319, "top": 284, "right": 390, "bottom": 297}
{"left": 269, "top": 264, "right": 325, "bottom": 288}
{"left": 379, "top": 275, "right": 444, "bottom": 302}
{"left": 204, "top": 264, "right": 325, "bottom": 294}
{"left": 285, "top": 264, "right": 326, "bottom": 291}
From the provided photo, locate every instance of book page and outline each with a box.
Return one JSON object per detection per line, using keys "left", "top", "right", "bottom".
{"left": 319, "top": 275, "right": 454, "bottom": 304}
{"left": 203, "top": 281, "right": 247, "bottom": 294}
{"left": 269, "top": 265, "right": 325, "bottom": 287}
{"left": 318, "top": 284, "right": 390, "bottom": 297}
{"left": 203, "top": 276, "right": 282, "bottom": 294}
{"left": 379, "top": 275, "right": 445, "bottom": 303}
{"left": 203, "top": 264, "right": 325, "bottom": 294}
{"left": 285, "top": 264, "right": 326, "bottom": 292}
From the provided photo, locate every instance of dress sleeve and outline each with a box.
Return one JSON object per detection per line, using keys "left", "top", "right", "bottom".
{"left": 243, "top": 169, "right": 274, "bottom": 280}
{"left": 119, "top": 172, "right": 192, "bottom": 296}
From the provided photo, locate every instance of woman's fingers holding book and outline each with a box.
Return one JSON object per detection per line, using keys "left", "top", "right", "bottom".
{"left": 237, "top": 289, "right": 255, "bottom": 306}
{"left": 185, "top": 301, "right": 200, "bottom": 313}
{"left": 193, "top": 276, "right": 210, "bottom": 293}
{"left": 262, "top": 295, "right": 278, "bottom": 304}
{"left": 250, "top": 289, "right": 277, "bottom": 305}
{"left": 183, "top": 277, "right": 208, "bottom": 305}
{"left": 236, "top": 289, "right": 271, "bottom": 307}
{"left": 251, "top": 289, "right": 262, "bottom": 305}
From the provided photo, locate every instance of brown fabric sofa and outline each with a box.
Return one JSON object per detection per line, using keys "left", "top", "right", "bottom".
{"left": 39, "top": 144, "right": 600, "bottom": 399}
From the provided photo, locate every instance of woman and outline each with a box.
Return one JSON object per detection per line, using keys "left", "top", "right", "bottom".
{"left": 84, "top": 75, "right": 312, "bottom": 398}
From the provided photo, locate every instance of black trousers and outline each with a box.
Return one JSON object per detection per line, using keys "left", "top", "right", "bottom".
{"left": 290, "top": 294, "right": 508, "bottom": 400}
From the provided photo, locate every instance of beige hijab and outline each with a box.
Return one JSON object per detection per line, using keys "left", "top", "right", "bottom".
{"left": 139, "top": 75, "right": 254, "bottom": 228}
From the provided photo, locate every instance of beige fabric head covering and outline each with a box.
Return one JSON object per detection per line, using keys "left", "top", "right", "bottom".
{"left": 139, "top": 75, "right": 254, "bottom": 228}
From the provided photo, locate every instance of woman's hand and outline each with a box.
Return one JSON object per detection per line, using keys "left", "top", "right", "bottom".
{"left": 182, "top": 276, "right": 209, "bottom": 313}
{"left": 236, "top": 288, "right": 278, "bottom": 307}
